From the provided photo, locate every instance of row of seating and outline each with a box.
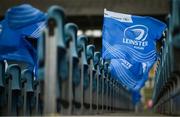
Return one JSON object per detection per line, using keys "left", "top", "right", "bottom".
{"left": 0, "top": 5, "right": 134, "bottom": 116}
{"left": 152, "top": 0, "right": 180, "bottom": 115}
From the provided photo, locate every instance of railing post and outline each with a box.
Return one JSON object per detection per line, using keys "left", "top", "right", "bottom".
{"left": 0, "top": 61, "right": 6, "bottom": 115}
{"left": 21, "top": 69, "right": 34, "bottom": 116}
{"left": 65, "top": 23, "right": 79, "bottom": 115}
{"left": 76, "top": 35, "right": 88, "bottom": 115}
{"left": 6, "top": 64, "right": 21, "bottom": 116}
{"left": 86, "top": 45, "right": 95, "bottom": 114}
{"left": 93, "top": 52, "right": 101, "bottom": 114}
{"left": 99, "top": 59, "right": 104, "bottom": 114}
{"left": 44, "top": 6, "right": 66, "bottom": 115}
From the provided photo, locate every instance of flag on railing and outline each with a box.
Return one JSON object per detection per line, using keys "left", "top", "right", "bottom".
{"left": 102, "top": 9, "right": 166, "bottom": 92}
{"left": 0, "top": 4, "right": 46, "bottom": 73}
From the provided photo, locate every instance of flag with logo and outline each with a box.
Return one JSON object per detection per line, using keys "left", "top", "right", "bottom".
{"left": 102, "top": 9, "right": 166, "bottom": 92}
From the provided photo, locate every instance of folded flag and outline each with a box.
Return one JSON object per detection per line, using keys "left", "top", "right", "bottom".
{"left": 102, "top": 9, "right": 166, "bottom": 92}
{"left": 0, "top": 4, "right": 46, "bottom": 73}
{"left": 110, "top": 58, "right": 149, "bottom": 92}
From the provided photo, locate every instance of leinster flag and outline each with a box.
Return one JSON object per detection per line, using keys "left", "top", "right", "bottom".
{"left": 102, "top": 9, "right": 166, "bottom": 92}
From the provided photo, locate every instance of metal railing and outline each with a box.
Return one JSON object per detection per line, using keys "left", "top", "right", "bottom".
{"left": 0, "top": 5, "right": 134, "bottom": 116}
{"left": 152, "top": 0, "right": 180, "bottom": 115}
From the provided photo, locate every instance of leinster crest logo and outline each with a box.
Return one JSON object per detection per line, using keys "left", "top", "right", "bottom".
{"left": 123, "top": 25, "right": 148, "bottom": 50}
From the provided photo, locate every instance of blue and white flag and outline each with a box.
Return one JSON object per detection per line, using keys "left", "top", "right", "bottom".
{"left": 102, "top": 9, "right": 166, "bottom": 92}
{"left": 0, "top": 4, "right": 46, "bottom": 77}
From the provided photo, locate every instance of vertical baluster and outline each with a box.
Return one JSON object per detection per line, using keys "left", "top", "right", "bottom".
{"left": 93, "top": 52, "right": 101, "bottom": 114}
{"left": 0, "top": 61, "right": 6, "bottom": 115}
{"left": 44, "top": 6, "right": 66, "bottom": 115}
{"left": 97, "top": 58, "right": 102, "bottom": 113}
{"left": 82, "top": 44, "right": 90, "bottom": 114}
{"left": 36, "top": 31, "right": 45, "bottom": 115}
{"left": 76, "top": 36, "right": 88, "bottom": 114}
{"left": 32, "top": 78, "right": 40, "bottom": 115}
{"left": 107, "top": 67, "right": 111, "bottom": 112}
{"left": 6, "top": 64, "right": 21, "bottom": 116}
{"left": 21, "top": 69, "right": 34, "bottom": 115}
{"left": 86, "top": 45, "right": 95, "bottom": 114}
{"left": 104, "top": 61, "right": 109, "bottom": 112}
{"left": 64, "top": 23, "right": 79, "bottom": 115}
{"left": 99, "top": 58, "right": 104, "bottom": 114}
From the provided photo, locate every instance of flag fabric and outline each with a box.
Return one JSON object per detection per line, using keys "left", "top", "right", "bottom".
{"left": 132, "top": 91, "right": 142, "bottom": 105}
{"left": 102, "top": 9, "right": 166, "bottom": 92}
{"left": 0, "top": 4, "right": 46, "bottom": 73}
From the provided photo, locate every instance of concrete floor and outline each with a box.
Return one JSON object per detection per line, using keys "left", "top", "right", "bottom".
{"left": 100, "top": 110, "right": 165, "bottom": 116}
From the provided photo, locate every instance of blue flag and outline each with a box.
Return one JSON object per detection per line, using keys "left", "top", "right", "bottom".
{"left": 132, "top": 91, "right": 142, "bottom": 105}
{"left": 0, "top": 4, "right": 46, "bottom": 74}
{"left": 102, "top": 9, "right": 166, "bottom": 92}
